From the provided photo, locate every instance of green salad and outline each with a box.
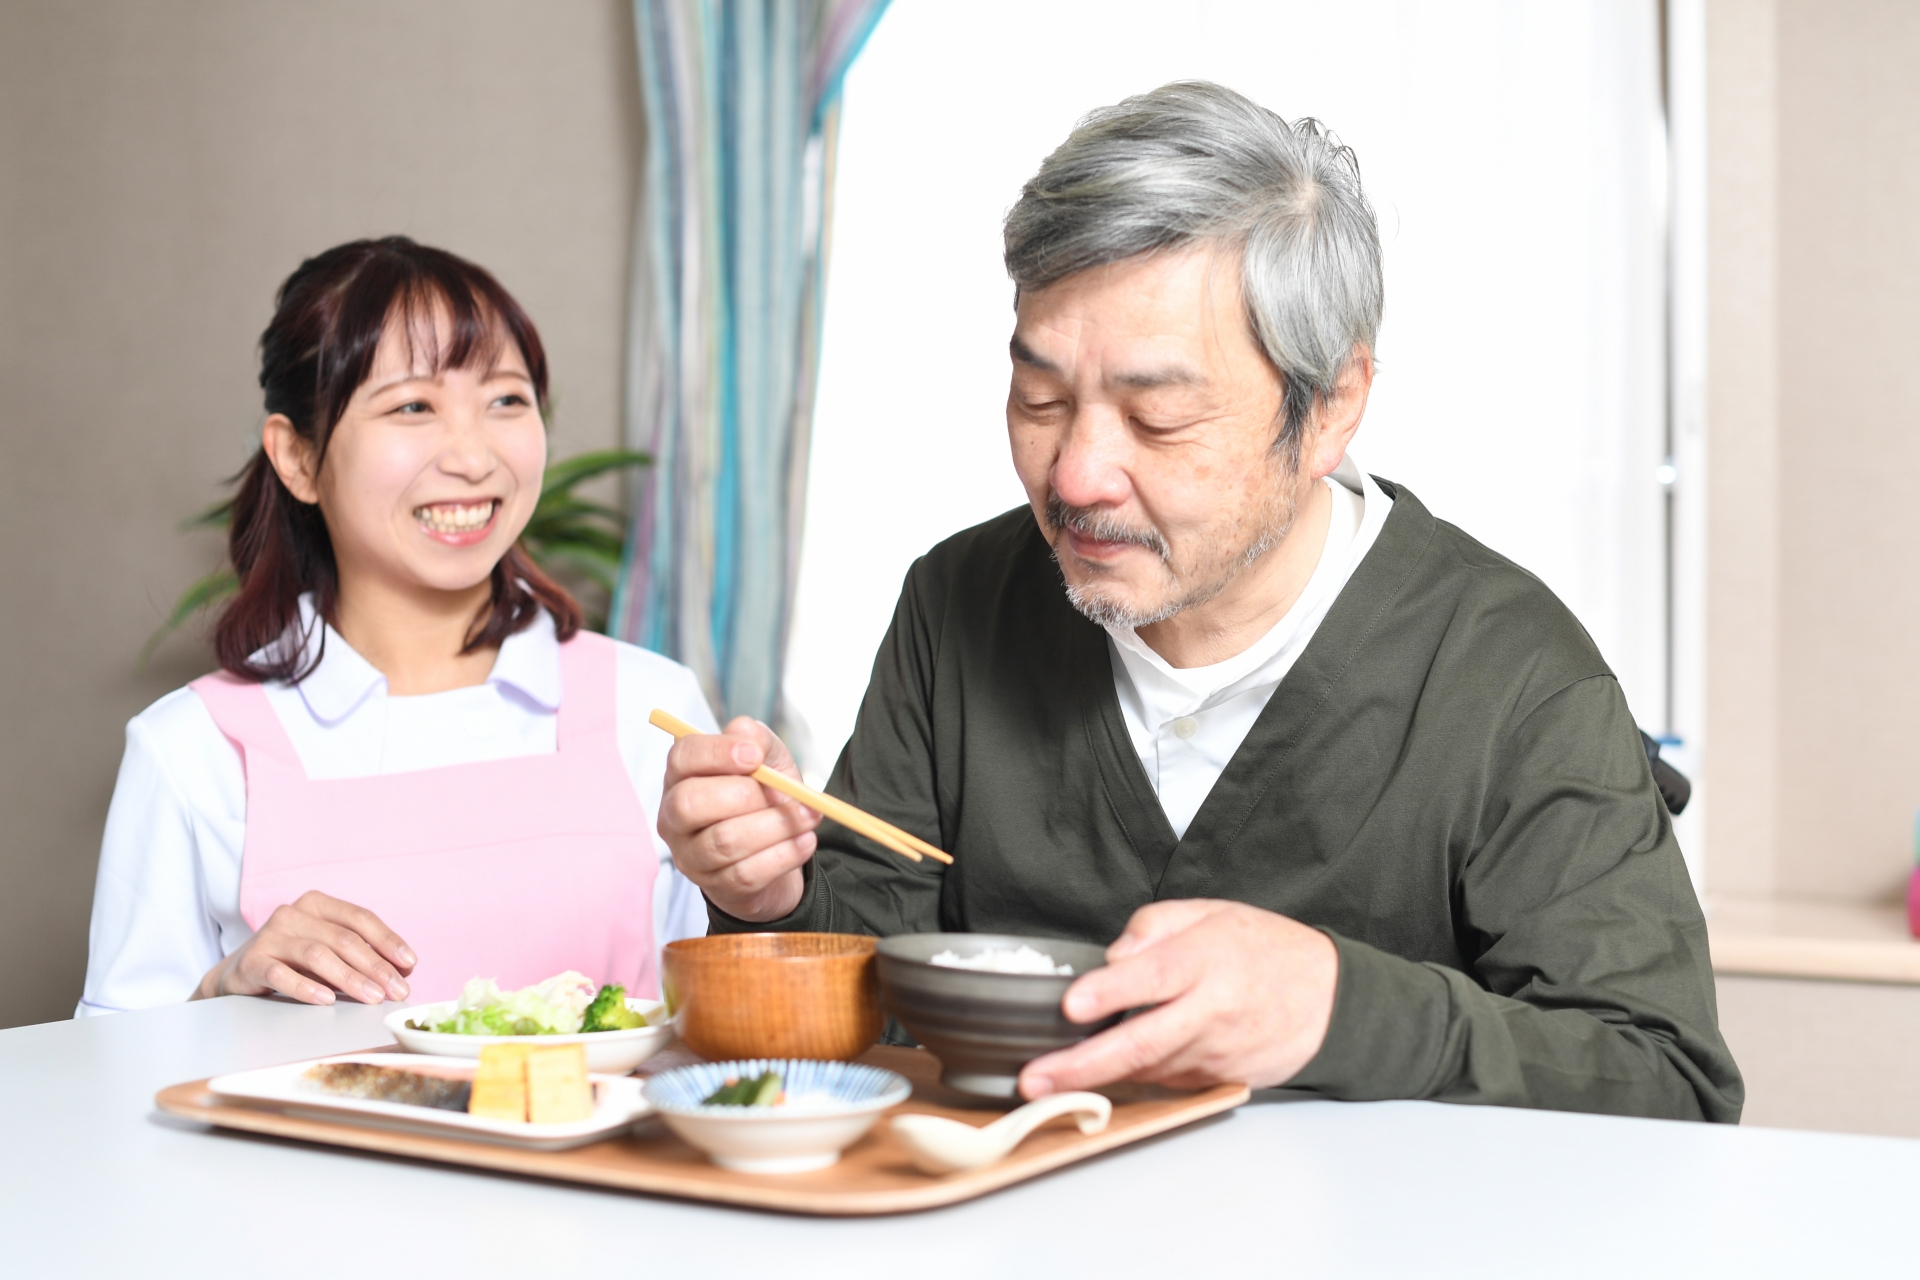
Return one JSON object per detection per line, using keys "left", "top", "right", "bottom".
{"left": 406, "top": 970, "right": 649, "bottom": 1036}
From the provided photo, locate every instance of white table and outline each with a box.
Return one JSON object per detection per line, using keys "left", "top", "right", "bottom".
{"left": 2, "top": 998, "right": 1912, "bottom": 1278}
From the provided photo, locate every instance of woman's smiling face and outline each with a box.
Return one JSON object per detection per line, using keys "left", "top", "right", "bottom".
{"left": 270, "top": 308, "right": 547, "bottom": 603}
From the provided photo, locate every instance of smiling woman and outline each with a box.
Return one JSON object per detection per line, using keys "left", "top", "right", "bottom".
{"left": 222, "top": 240, "right": 575, "bottom": 691}
{"left": 78, "top": 238, "right": 720, "bottom": 1017}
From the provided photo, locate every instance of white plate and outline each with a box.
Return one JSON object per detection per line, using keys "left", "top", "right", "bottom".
{"left": 208, "top": 1053, "right": 654, "bottom": 1151}
{"left": 384, "top": 998, "right": 675, "bottom": 1075}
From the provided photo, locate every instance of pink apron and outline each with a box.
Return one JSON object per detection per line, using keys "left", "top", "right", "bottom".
{"left": 190, "top": 632, "right": 657, "bottom": 1003}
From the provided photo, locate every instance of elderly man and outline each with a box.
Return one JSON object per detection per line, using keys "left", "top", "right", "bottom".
{"left": 661, "top": 82, "right": 1742, "bottom": 1121}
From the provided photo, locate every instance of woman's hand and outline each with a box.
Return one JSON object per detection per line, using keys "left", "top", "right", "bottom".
{"left": 194, "top": 890, "right": 416, "bottom": 1006}
{"left": 657, "top": 716, "right": 821, "bottom": 923}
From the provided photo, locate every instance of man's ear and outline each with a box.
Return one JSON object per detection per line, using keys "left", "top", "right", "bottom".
{"left": 262, "top": 415, "right": 321, "bottom": 504}
{"left": 1301, "top": 347, "right": 1374, "bottom": 482}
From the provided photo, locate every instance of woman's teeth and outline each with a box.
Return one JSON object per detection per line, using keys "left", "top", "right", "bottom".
{"left": 415, "top": 501, "right": 497, "bottom": 534}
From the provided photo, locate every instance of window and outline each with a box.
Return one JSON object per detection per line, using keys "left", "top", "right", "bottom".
{"left": 786, "top": 0, "right": 1687, "bottom": 871}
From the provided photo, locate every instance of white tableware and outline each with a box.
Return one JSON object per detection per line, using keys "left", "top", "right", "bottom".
{"left": 384, "top": 997, "right": 674, "bottom": 1074}
{"left": 642, "top": 1058, "right": 912, "bottom": 1174}
{"left": 208, "top": 1054, "right": 652, "bottom": 1151}
{"left": 889, "top": 1091, "right": 1111, "bottom": 1174}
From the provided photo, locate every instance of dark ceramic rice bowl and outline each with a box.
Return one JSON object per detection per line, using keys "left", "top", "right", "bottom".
{"left": 875, "top": 932, "right": 1120, "bottom": 1098}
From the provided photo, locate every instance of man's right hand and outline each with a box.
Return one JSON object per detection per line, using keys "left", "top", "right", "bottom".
{"left": 194, "top": 890, "right": 415, "bottom": 1005}
{"left": 658, "top": 715, "right": 821, "bottom": 922}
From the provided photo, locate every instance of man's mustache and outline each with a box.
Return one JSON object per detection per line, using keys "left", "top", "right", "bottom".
{"left": 1044, "top": 492, "right": 1171, "bottom": 561}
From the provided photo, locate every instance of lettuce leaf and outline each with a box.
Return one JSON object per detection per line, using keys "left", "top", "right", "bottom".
{"left": 426, "top": 971, "right": 598, "bottom": 1036}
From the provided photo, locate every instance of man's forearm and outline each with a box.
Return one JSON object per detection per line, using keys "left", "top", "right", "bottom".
{"left": 1284, "top": 933, "right": 1743, "bottom": 1122}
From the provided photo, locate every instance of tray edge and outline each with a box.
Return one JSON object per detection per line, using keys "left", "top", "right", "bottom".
{"left": 155, "top": 1075, "right": 1251, "bottom": 1216}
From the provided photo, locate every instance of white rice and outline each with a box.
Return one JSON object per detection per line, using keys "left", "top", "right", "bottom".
{"left": 927, "top": 944, "right": 1073, "bottom": 976}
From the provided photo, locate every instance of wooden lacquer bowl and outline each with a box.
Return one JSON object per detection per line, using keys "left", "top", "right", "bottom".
{"left": 662, "top": 933, "right": 882, "bottom": 1062}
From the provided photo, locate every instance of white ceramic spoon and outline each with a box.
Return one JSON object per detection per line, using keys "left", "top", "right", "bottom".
{"left": 890, "top": 1092, "right": 1112, "bottom": 1174}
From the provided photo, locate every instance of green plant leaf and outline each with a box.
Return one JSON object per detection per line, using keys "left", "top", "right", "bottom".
{"left": 139, "top": 566, "right": 239, "bottom": 666}
{"left": 527, "top": 495, "right": 626, "bottom": 525}
{"left": 535, "top": 546, "right": 624, "bottom": 594}
{"left": 526, "top": 524, "right": 625, "bottom": 558}
{"left": 539, "top": 449, "right": 652, "bottom": 500}
{"left": 180, "top": 499, "right": 233, "bottom": 532}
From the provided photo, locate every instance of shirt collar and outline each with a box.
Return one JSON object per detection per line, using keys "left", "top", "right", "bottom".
{"left": 1104, "top": 457, "right": 1370, "bottom": 704}
{"left": 279, "top": 596, "right": 384, "bottom": 725}
{"left": 269, "top": 595, "right": 564, "bottom": 723}
{"left": 486, "top": 607, "right": 562, "bottom": 711}
{"left": 1328, "top": 450, "right": 1365, "bottom": 495}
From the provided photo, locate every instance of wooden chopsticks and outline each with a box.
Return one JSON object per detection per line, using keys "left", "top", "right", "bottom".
{"left": 649, "top": 709, "right": 954, "bottom": 865}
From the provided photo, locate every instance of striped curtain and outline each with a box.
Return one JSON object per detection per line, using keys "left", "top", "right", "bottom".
{"left": 613, "top": 0, "right": 890, "bottom": 728}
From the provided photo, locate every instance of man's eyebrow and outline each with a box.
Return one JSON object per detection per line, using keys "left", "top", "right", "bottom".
{"left": 1111, "top": 365, "right": 1205, "bottom": 390}
{"left": 1011, "top": 336, "right": 1204, "bottom": 389}
{"left": 1009, "top": 334, "right": 1063, "bottom": 375}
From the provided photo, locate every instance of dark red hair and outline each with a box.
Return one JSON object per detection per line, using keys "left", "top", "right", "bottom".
{"left": 216, "top": 236, "right": 581, "bottom": 682}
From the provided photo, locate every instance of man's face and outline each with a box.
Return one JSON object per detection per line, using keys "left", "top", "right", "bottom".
{"left": 1007, "top": 244, "right": 1306, "bottom": 629}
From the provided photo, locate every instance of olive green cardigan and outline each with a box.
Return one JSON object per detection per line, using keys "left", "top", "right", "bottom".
{"left": 711, "top": 482, "right": 1743, "bottom": 1122}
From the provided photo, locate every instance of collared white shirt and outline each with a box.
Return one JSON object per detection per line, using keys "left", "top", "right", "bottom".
{"left": 79, "top": 604, "right": 718, "bottom": 1016}
{"left": 1107, "top": 456, "right": 1393, "bottom": 838}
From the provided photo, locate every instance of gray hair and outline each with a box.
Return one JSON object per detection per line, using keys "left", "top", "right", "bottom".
{"left": 1003, "top": 81, "right": 1383, "bottom": 452}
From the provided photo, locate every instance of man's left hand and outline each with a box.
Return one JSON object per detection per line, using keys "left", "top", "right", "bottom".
{"left": 1018, "top": 900, "right": 1339, "bottom": 1097}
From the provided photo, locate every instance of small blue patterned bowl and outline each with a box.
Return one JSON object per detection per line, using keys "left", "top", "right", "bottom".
{"left": 643, "top": 1059, "right": 911, "bottom": 1173}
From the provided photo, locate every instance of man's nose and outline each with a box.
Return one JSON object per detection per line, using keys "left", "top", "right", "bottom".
{"left": 1050, "top": 407, "right": 1133, "bottom": 510}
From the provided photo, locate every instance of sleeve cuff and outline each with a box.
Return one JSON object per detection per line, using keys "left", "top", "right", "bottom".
{"left": 1283, "top": 930, "right": 1454, "bottom": 1100}
{"left": 703, "top": 860, "right": 831, "bottom": 935}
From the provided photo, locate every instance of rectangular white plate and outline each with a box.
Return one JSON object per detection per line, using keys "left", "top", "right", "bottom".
{"left": 208, "top": 1054, "right": 654, "bottom": 1151}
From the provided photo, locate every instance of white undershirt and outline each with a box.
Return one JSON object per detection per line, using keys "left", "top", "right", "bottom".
{"left": 78, "top": 604, "right": 719, "bottom": 1016}
{"left": 1107, "top": 456, "right": 1393, "bottom": 838}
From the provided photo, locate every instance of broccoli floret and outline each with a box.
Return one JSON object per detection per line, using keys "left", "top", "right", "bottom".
{"left": 580, "top": 984, "right": 646, "bottom": 1032}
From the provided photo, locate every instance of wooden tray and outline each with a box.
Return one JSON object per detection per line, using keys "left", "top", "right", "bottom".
{"left": 156, "top": 1045, "right": 1247, "bottom": 1215}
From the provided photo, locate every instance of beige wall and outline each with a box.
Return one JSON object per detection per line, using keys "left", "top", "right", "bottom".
{"left": 0, "top": 1, "right": 640, "bottom": 1028}
{"left": 1703, "top": 0, "right": 1780, "bottom": 900}
{"left": 1718, "top": 975, "right": 1920, "bottom": 1136}
{"left": 1705, "top": 0, "right": 1920, "bottom": 904}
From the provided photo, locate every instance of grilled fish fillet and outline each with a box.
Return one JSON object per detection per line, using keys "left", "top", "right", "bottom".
{"left": 305, "top": 1062, "right": 473, "bottom": 1112}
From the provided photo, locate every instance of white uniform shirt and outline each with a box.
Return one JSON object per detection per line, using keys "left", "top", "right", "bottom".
{"left": 78, "top": 604, "right": 718, "bottom": 1016}
{"left": 1107, "top": 457, "right": 1393, "bottom": 838}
